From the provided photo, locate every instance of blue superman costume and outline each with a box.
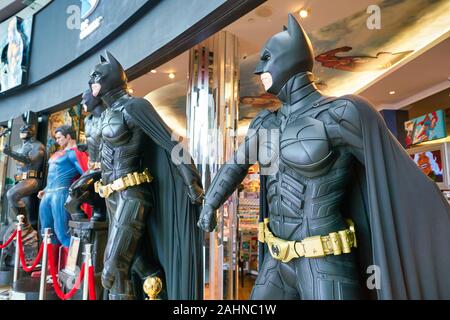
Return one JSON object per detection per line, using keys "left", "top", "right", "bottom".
{"left": 39, "top": 147, "right": 89, "bottom": 247}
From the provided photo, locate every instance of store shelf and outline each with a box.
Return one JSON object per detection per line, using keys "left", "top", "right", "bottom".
{"left": 239, "top": 197, "right": 259, "bottom": 207}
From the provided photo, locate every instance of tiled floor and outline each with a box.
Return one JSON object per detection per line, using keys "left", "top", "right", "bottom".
{"left": 237, "top": 274, "right": 256, "bottom": 300}
{"left": 203, "top": 273, "right": 256, "bottom": 300}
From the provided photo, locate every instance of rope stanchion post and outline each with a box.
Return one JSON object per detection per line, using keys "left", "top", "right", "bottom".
{"left": 82, "top": 244, "right": 92, "bottom": 301}
{"left": 39, "top": 228, "right": 52, "bottom": 301}
{"left": 13, "top": 215, "right": 25, "bottom": 283}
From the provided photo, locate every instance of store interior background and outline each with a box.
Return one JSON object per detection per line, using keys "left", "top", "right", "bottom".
{"left": 1, "top": 0, "right": 449, "bottom": 300}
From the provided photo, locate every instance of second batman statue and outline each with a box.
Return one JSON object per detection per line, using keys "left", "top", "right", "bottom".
{"left": 65, "top": 90, "right": 106, "bottom": 222}
{"left": 89, "top": 51, "right": 204, "bottom": 300}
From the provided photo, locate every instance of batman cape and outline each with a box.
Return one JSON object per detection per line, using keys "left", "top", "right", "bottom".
{"left": 259, "top": 94, "right": 450, "bottom": 300}
{"left": 126, "top": 99, "right": 203, "bottom": 300}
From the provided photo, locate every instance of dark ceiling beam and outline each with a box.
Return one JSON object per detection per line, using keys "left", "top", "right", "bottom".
{"left": 0, "top": 0, "right": 28, "bottom": 23}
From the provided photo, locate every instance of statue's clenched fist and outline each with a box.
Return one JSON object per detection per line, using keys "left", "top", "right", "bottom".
{"left": 197, "top": 203, "right": 217, "bottom": 232}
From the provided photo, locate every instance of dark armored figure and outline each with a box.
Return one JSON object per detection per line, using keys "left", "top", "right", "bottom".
{"left": 84, "top": 89, "right": 105, "bottom": 170}
{"left": 197, "top": 14, "right": 450, "bottom": 300}
{"left": 65, "top": 90, "right": 106, "bottom": 222}
{"left": 198, "top": 14, "right": 364, "bottom": 300}
{"left": 3, "top": 123, "right": 45, "bottom": 230}
{"left": 89, "top": 52, "right": 204, "bottom": 300}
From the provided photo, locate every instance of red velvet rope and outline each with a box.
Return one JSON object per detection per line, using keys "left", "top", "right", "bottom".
{"left": 0, "top": 229, "right": 17, "bottom": 249}
{"left": 88, "top": 265, "right": 96, "bottom": 300}
{"left": 17, "top": 230, "right": 44, "bottom": 272}
{"left": 48, "top": 244, "right": 85, "bottom": 300}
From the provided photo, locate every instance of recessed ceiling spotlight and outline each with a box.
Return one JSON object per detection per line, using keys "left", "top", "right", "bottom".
{"left": 299, "top": 9, "right": 309, "bottom": 18}
{"left": 389, "top": 91, "right": 396, "bottom": 95}
{"left": 169, "top": 73, "right": 175, "bottom": 79}
{"left": 150, "top": 69, "right": 157, "bottom": 73}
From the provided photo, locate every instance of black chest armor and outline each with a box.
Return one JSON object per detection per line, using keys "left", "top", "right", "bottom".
{"left": 100, "top": 97, "right": 150, "bottom": 184}
{"left": 260, "top": 102, "right": 353, "bottom": 241}
{"left": 256, "top": 74, "right": 352, "bottom": 240}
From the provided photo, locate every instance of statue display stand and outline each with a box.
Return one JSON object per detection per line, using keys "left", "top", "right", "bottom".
{"left": 58, "top": 220, "right": 108, "bottom": 299}
{"left": 11, "top": 277, "right": 58, "bottom": 300}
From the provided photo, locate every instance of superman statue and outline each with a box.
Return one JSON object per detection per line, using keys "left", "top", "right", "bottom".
{"left": 197, "top": 14, "right": 450, "bottom": 299}
{"left": 38, "top": 125, "right": 88, "bottom": 267}
{"left": 89, "top": 51, "right": 204, "bottom": 300}
{"left": 65, "top": 89, "right": 106, "bottom": 222}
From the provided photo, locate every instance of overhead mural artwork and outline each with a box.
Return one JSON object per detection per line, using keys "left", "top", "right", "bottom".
{"left": 146, "top": 0, "right": 449, "bottom": 134}
{"left": 308, "top": 0, "right": 449, "bottom": 96}
{"left": 0, "top": 16, "right": 33, "bottom": 93}
{"left": 314, "top": 46, "right": 413, "bottom": 72}
{"left": 238, "top": 0, "right": 449, "bottom": 127}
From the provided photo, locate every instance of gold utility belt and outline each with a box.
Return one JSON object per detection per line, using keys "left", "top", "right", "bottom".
{"left": 15, "top": 170, "right": 42, "bottom": 182}
{"left": 258, "top": 218, "right": 357, "bottom": 263}
{"left": 94, "top": 168, "right": 153, "bottom": 199}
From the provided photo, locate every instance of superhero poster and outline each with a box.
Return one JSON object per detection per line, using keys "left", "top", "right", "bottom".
{"left": 404, "top": 110, "right": 446, "bottom": 147}
{"left": 410, "top": 150, "right": 444, "bottom": 183}
{"left": 46, "top": 105, "right": 87, "bottom": 157}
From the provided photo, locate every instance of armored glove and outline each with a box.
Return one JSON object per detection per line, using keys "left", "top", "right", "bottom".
{"left": 177, "top": 163, "right": 204, "bottom": 205}
{"left": 197, "top": 203, "right": 217, "bottom": 232}
{"left": 187, "top": 182, "right": 204, "bottom": 205}
{"left": 2, "top": 144, "right": 11, "bottom": 155}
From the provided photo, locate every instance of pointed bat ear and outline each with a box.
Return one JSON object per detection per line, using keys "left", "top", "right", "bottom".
{"left": 287, "top": 13, "right": 301, "bottom": 36}
{"left": 100, "top": 55, "right": 107, "bottom": 63}
{"left": 282, "top": 25, "right": 288, "bottom": 31}
{"left": 106, "top": 51, "right": 118, "bottom": 64}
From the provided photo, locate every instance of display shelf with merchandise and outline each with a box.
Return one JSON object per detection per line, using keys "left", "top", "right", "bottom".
{"left": 238, "top": 164, "right": 260, "bottom": 276}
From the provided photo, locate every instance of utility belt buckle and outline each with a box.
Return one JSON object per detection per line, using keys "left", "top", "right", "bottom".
{"left": 111, "top": 176, "right": 127, "bottom": 192}
{"left": 266, "top": 237, "right": 298, "bottom": 263}
{"left": 301, "top": 236, "right": 326, "bottom": 258}
{"left": 94, "top": 180, "right": 112, "bottom": 199}
{"left": 261, "top": 219, "right": 299, "bottom": 263}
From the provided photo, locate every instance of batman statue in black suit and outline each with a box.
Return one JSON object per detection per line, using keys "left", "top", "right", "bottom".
{"left": 197, "top": 14, "right": 450, "bottom": 300}
{"left": 65, "top": 89, "right": 106, "bottom": 222}
{"left": 89, "top": 51, "right": 204, "bottom": 300}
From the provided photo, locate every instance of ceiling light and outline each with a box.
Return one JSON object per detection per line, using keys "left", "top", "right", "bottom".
{"left": 169, "top": 73, "right": 175, "bottom": 79}
{"left": 128, "top": 88, "right": 134, "bottom": 94}
{"left": 299, "top": 9, "right": 309, "bottom": 18}
{"left": 150, "top": 69, "right": 157, "bottom": 73}
{"left": 389, "top": 91, "right": 396, "bottom": 95}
